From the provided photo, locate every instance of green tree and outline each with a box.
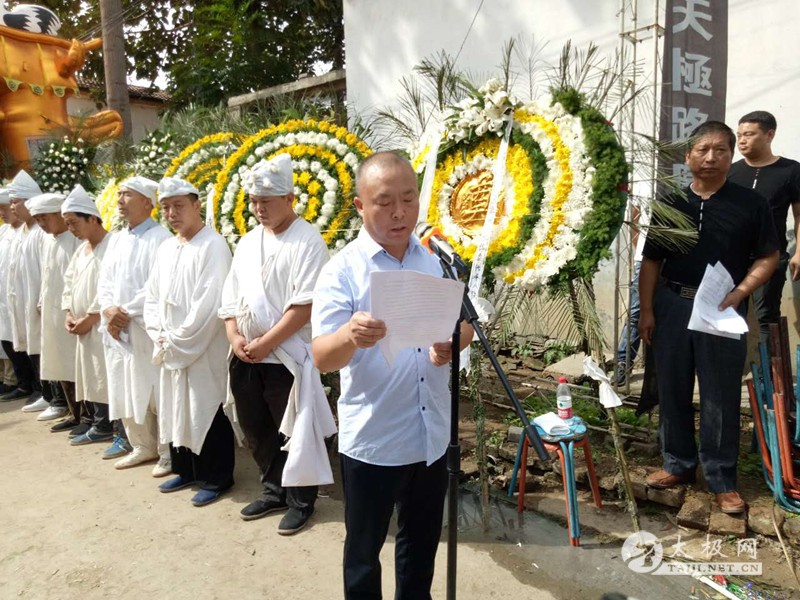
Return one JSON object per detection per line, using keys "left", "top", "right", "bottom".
{"left": 39, "top": 0, "right": 344, "bottom": 106}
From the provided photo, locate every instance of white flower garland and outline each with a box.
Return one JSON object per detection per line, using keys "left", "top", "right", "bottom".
{"left": 494, "top": 100, "right": 595, "bottom": 289}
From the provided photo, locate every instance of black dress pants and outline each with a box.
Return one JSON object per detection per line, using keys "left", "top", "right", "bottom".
{"left": 752, "top": 254, "right": 788, "bottom": 346}
{"left": 340, "top": 453, "right": 448, "bottom": 600}
{"left": 651, "top": 285, "right": 747, "bottom": 493}
{"left": 28, "top": 354, "right": 45, "bottom": 397}
{"left": 170, "top": 405, "right": 235, "bottom": 491}
{"left": 229, "top": 358, "right": 317, "bottom": 511}
{"left": 1, "top": 340, "right": 34, "bottom": 391}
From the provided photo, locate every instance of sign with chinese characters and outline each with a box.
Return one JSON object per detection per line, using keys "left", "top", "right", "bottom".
{"left": 659, "top": 0, "right": 729, "bottom": 187}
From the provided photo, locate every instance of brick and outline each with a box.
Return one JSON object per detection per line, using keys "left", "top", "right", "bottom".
{"left": 629, "top": 441, "right": 660, "bottom": 458}
{"left": 677, "top": 491, "right": 712, "bottom": 530}
{"left": 782, "top": 515, "right": 800, "bottom": 548}
{"left": 747, "top": 504, "right": 784, "bottom": 537}
{"left": 507, "top": 426, "right": 523, "bottom": 444}
{"left": 647, "top": 485, "right": 686, "bottom": 508}
{"left": 708, "top": 503, "right": 747, "bottom": 538}
{"left": 599, "top": 473, "right": 622, "bottom": 493}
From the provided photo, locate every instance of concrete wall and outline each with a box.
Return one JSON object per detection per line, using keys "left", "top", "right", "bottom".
{"left": 344, "top": 0, "right": 800, "bottom": 354}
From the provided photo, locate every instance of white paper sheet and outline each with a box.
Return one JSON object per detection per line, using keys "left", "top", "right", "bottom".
{"left": 687, "top": 262, "right": 749, "bottom": 339}
{"left": 369, "top": 270, "right": 464, "bottom": 367}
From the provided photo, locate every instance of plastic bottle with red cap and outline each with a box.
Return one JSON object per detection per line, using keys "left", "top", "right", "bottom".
{"left": 556, "top": 376, "right": 573, "bottom": 421}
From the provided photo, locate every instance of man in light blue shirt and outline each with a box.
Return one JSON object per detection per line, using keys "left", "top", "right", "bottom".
{"left": 312, "top": 152, "right": 472, "bottom": 600}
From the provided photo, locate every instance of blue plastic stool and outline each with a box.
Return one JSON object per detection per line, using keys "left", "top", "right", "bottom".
{"left": 508, "top": 416, "right": 602, "bottom": 546}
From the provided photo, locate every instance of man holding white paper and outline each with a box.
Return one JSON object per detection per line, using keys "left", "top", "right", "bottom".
{"left": 311, "top": 152, "right": 472, "bottom": 599}
{"left": 639, "top": 121, "right": 779, "bottom": 514}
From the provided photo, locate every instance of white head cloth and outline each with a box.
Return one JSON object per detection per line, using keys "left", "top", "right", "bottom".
{"left": 62, "top": 184, "right": 101, "bottom": 218}
{"left": 26, "top": 193, "right": 66, "bottom": 216}
{"left": 243, "top": 153, "right": 294, "bottom": 196}
{"left": 119, "top": 176, "right": 158, "bottom": 203}
{"left": 158, "top": 177, "right": 200, "bottom": 201}
{"left": 0, "top": 188, "right": 10, "bottom": 205}
{"left": 7, "top": 170, "right": 43, "bottom": 200}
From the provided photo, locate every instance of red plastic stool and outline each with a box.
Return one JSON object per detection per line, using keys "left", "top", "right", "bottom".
{"left": 516, "top": 426, "right": 602, "bottom": 546}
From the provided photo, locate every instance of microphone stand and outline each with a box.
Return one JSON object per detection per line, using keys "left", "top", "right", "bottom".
{"left": 440, "top": 258, "right": 549, "bottom": 600}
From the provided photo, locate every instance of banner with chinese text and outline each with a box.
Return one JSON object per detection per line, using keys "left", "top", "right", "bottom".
{"left": 659, "top": 0, "right": 728, "bottom": 187}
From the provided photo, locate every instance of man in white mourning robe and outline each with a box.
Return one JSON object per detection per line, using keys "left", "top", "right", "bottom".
{"left": 0, "top": 188, "right": 30, "bottom": 401}
{"left": 97, "top": 176, "right": 172, "bottom": 473}
{"left": 144, "top": 177, "right": 235, "bottom": 507}
{"left": 60, "top": 186, "right": 123, "bottom": 452}
{"left": 220, "top": 153, "right": 333, "bottom": 534}
{"left": 6, "top": 172, "right": 47, "bottom": 411}
{"left": 29, "top": 193, "right": 80, "bottom": 424}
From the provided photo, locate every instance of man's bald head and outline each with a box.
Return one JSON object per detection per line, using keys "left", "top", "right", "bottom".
{"left": 355, "top": 152, "right": 415, "bottom": 197}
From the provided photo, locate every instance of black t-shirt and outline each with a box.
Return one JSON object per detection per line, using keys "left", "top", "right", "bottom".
{"left": 642, "top": 181, "right": 779, "bottom": 287}
{"left": 728, "top": 157, "right": 800, "bottom": 255}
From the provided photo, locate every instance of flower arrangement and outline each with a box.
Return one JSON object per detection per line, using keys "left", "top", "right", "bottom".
{"left": 213, "top": 119, "right": 372, "bottom": 248}
{"left": 131, "top": 131, "right": 178, "bottom": 181}
{"left": 157, "top": 132, "right": 241, "bottom": 225}
{"left": 164, "top": 132, "right": 240, "bottom": 187}
{"left": 419, "top": 80, "right": 626, "bottom": 290}
{"left": 33, "top": 135, "right": 96, "bottom": 194}
{"left": 96, "top": 178, "right": 124, "bottom": 232}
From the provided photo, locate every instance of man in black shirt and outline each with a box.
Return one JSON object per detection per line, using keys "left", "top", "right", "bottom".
{"left": 639, "top": 121, "right": 779, "bottom": 514}
{"left": 728, "top": 111, "right": 800, "bottom": 344}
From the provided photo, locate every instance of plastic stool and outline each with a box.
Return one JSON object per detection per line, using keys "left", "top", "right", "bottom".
{"left": 508, "top": 417, "right": 602, "bottom": 546}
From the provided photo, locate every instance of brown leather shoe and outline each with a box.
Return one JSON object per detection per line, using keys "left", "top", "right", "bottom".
{"left": 716, "top": 491, "right": 746, "bottom": 514}
{"left": 645, "top": 469, "right": 692, "bottom": 489}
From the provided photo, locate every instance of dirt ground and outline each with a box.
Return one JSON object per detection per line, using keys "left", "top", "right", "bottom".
{"left": 0, "top": 398, "right": 558, "bottom": 600}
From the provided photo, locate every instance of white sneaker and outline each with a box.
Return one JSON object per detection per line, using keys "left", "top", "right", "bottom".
{"left": 152, "top": 457, "right": 172, "bottom": 478}
{"left": 37, "top": 405, "right": 68, "bottom": 421}
{"left": 21, "top": 397, "right": 50, "bottom": 413}
{"left": 114, "top": 448, "right": 159, "bottom": 470}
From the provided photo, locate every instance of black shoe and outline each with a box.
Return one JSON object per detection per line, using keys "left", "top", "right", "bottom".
{"left": 0, "top": 383, "right": 15, "bottom": 395}
{"left": 0, "top": 388, "right": 32, "bottom": 402}
{"left": 68, "top": 422, "right": 91, "bottom": 438}
{"left": 239, "top": 498, "right": 288, "bottom": 521}
{"left": 51, "top": 418, "right": 80, "bottom": 432}
{"left": 278, "top": 507, "right": 314, "bottom": 535}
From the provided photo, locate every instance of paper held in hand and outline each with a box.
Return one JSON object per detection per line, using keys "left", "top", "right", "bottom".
{"left": 687, "top": 262, "right": 749, "bottom": 339}
{"left": 369, "top": 270, "right": 465, "bottom": 367}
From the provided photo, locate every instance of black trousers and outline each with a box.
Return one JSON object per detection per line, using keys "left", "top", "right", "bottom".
{"left": 170, "top": 405, "right": 235, "bottom": 491}
{"left": 62, "top": 381, "right": 94, "bottom": 425}
{"left": 340, "top": 453, "right": 448, "bottom": 600}
{"left": 229, "top": 358, "right": 317, "bottom": 511}
{"left": 28, "top": 354, "right": 45, "bottom": 397}
{"left": 752, "top": 254, "right": 789, "bottom": 346}
{"left": 651, "top": 285, "right": 746, "bottom": 493}
{"left": 1, "top": 340, "right": 34, "bottom": 391}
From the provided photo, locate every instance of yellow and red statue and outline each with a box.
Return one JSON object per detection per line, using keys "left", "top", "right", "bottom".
{"left": 0, "top": 3, "right": 122, "bottom": 172}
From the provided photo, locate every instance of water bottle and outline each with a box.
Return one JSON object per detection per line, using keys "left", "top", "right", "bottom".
{"left": 556, "top": 376, "right": 573, "bottom": 421}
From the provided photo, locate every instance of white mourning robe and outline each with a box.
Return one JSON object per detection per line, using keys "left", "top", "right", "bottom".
{"left": 0, "top": 223, "right": 20, "bottom": 342}
{"left": 62, "top": 235, "right": 111, "bottom": 404}
{"left": 22, "top": 224, "right": 46, "bottom": 355}
{"left": 5, "top": 225, "right": 27, "bottom": 349}
{"left": 40, "top": 230, "right": 80, "bottom": 381}
{"left": 96, "top": 219, "right": 172, "bottom": 422}
{"left": 144, "top": 226, "right": 232, "bottom": 454}
{"left": 219, "top": 219, "right": 336, "bottom": 486}
{"left": 7, "top": 223, "right": 46, "bottom": 353}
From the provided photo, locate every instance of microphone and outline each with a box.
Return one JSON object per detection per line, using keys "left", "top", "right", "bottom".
{"left": 415, "top": 221, "right": 469, "bottom": 274}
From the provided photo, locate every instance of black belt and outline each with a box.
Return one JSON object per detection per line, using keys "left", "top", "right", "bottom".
{"left": 663, "top": 279, "right": 698, "bottom": 299}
